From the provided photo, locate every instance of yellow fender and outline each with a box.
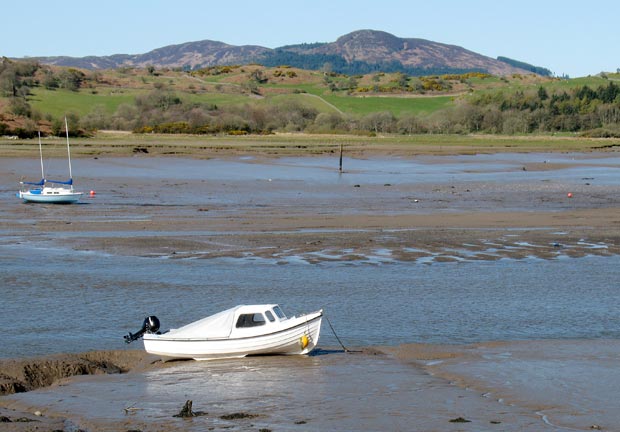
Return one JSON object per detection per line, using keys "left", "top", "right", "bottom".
{"left": 300, "top": 334, "right": 309, "bottom": 350}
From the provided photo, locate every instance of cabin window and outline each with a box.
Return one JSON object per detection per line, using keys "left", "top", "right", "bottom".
{"left": 265, "top": 310, "right": 275, "bottom": 322}
{"left": 236, "top": 313, "right": 266, "bottom": 328}
{"left": 273, "top": 306, "right": 286, "bottom": 319}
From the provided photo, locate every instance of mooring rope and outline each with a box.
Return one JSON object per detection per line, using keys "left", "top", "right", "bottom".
{"left": 325, "top": 314, "right": 350, "bottom": 353}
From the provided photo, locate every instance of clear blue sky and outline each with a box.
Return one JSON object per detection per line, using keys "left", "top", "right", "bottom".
{"left": 2, "top": 0, "right": 618, "bottom": 77}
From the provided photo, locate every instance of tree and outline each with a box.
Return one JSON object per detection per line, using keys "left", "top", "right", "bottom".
{"left": 111, "top": 103, "right": 138, "bottom": 130}
{"left": 0, "top": 61, "right": 18, "bottom": 97}
{"left": 481, "top": 106, "right": 503, "bottom": 133}
{"left": 9, "top": 97, "right": 31, "bottom": 117}
{"left": 136, "top": 89, "right": 181, "bottom": 112}
{"left": 597, "top": 82, "right": 620, "bottom": 103}
{"left": 242, "top": 80, "right": 260, "bottom": 95}
{"left": 537, "top": 86, "right": 548, "bottom": 101}
{"left": 322, "top": 62, "right": 333, "bottom": 75}
{"left": 396, "top": 113, "right": 425, "bottom": 134}
{"left": 42, "top": 70, "right": 59, "bottom": 89}
{"left": 249, "top": 69, "right": 267, "bottom": 83}
{"left": 395, "top": 72, "right": 409, "bottom": 88}
{"left": 502, "top": 111, "right": 529, "bottom": 134}
{"left": 310, "top": 112, "right": 346, "bottom": 132}
{"left": 454, "top": 103, "right": 484, "bottom": 132}
{"left": 346, "top": 76, "right": 358, "bottom": 91}
{"left": 362, "top": 111, "right": 396, "bottom": 133}
{"left": 57, "top": 68, "right": 84, "bottom": 91}
{"left": 80, "top": 105, "right": 110, "bottom": 130}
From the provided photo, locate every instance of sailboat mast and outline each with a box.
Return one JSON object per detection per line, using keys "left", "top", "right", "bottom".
{"left": 38, "top": 131, "right": 45, "bottom": 181}
{"left": 65, "top": 117, "right": 73, "bottom": 180}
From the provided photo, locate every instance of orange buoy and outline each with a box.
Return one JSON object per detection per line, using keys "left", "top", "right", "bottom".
{"left": 89, "top": 190, "right": 96, "bottom": 197}
{"left": 567, "top": 192, "right": 573, "bottom": 198}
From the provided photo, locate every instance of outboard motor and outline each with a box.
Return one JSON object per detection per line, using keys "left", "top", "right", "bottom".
{"left": 124, "top": 315, "right": 160, "bottom": 344}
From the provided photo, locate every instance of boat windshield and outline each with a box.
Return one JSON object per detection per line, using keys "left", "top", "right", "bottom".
{"left": 272, "top": 306, "right": 286, "bottom": 319}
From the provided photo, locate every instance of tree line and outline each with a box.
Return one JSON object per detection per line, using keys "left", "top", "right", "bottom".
{"left": 496, "top": 57, "right": 552, "bottom": 77}
{"left": 450, "top": 81, "right": 620, "bottom": 136}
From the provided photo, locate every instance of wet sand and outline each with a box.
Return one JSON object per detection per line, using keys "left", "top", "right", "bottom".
{"left": 2, "top": 154, "right": 620, "bottom": 263}
{"left": 387, "top": 339, "right": 620, "bottom": 431}
{"left": 1, "top": 151, "right": 620, "bottom": 430}
{"left": 1, "top": 341, "right": 619, "bottom": 431}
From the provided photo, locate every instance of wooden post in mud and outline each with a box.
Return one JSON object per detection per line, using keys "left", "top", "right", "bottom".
{"left": 339, "top": 142, "right": 343, "bottom": 173}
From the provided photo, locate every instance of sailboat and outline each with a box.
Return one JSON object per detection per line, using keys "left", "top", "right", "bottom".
{"left": 18, "top": 118, "right": 83, "bottom": 204}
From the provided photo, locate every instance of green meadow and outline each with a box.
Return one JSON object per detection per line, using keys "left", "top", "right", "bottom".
{"left": 321, "top": 94, "right": 454, "bottom": 116}
{"left": 29, "top": 88, "right": 144, "bottom": 117}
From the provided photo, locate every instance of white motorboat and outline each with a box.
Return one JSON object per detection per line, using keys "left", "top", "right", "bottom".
{"left": 124, "top": 304, "right": 323, "bottom": 361}
{"left": 18, "top": 119, "right": 83, "bottom": 204}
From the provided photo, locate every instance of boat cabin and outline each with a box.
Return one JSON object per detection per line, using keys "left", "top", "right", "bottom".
{"left": 166, "top": 304, "right": 292, "bottom": 339}
{"left": 235, "top": 305, "right": 287, "bottom": 328}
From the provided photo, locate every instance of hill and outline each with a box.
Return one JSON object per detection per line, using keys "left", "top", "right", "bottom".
{"left": 32, "top": 40, "right": 269, "bottom": 71}
{"left": 267, "top": 30, "right": 530, "bottom": 76}
{"left": 30, "top": 30, "right": 533, "bottom": 76}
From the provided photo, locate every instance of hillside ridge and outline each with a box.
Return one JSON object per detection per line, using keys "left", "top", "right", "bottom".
{"left": 27, "top": 29, "right": 536, "bottom": 76}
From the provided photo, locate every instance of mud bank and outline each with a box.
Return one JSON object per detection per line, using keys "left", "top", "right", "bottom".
{"left": 0, "top": 350, "right": 155, "bottom": 396}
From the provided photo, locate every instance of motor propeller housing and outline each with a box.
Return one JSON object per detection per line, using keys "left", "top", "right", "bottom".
{"left": 124, "top": 315, "right": 160, "bottom": 343}
{"left": 144, "top": 315, "right": 160, "bottom": 333}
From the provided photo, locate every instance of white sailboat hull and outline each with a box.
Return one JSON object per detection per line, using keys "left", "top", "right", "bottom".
{"left": 143, "top": 310, "right": 323, "bottom": 361}
{"left": 19, "top": 188, "right": 83, "bottom": 204}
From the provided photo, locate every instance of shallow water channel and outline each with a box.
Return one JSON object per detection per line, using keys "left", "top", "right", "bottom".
{"left": 2, "top": 242, "right": 619, "bottom": 359}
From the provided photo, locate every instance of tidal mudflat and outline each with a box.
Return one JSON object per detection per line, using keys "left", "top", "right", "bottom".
{"left": 1, "top": 152, "right": 619, "bottom": 430}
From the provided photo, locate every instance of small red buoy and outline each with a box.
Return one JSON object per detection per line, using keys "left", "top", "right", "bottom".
{"left": 567, "top": 192, "right": 573, "bottom": 198}
{"left": 89, "top": 190, "right": 96, "bottom": 197}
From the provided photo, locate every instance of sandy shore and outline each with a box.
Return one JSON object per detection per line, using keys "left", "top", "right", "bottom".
{"left": 1, "top": 148, "right": 619, "bottom": 430}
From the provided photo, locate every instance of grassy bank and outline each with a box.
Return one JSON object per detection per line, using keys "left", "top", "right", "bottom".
{"left": 1, "top": 132, "right": 618, "bottom": 159}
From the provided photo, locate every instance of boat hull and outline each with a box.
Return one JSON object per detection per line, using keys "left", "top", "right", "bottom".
{"left": 143, "top": 311, "right": 322, "bottom": 361}
{"left": 19, "top": 190, "right": 83, "bottom": 204}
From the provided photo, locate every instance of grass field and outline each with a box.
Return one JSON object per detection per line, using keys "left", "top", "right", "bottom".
{"left": 29, "top": 88, "right": 146, "bottom": 117}
{"left": 321, "top": 94, "right": 454, "bottom": 116}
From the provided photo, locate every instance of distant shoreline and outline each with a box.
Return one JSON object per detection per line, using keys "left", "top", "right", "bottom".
{"left": 1, "top": 132, "right": 619, "bottom": 158}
